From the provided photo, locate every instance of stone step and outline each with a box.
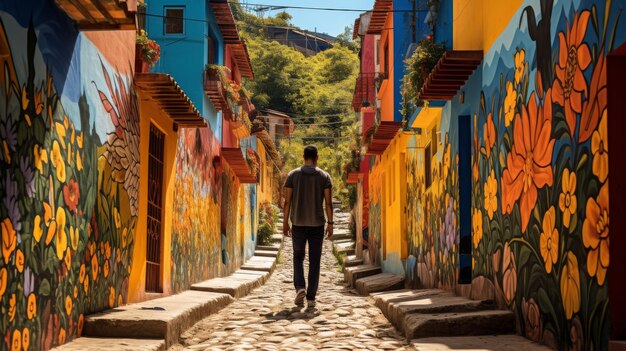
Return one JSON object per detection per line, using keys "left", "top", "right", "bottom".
{"left": 344, "top": 265, "right": 382, "bottom": 287}
{"left": 355, "top": 273, "right": 405, "bottom": 295}
{"left": 270, "top": 234, "right": 283, "bottom": 243}
{"left": 256, "top": 245, "right": 280, "bottom": 252}
{"left": 410, "top": 335, "right": 553, "bottom": 350}
{"left": 371, "top": 289, "right": 447, "bottom": 320}
{"left": 191, "top": 273, "right": 264, "bottom": 298}
{"left": 404, "top": 310, "right": 516, "bottom": 339}
{"left": 254, "top": 249, "right": 278, "bottom": 258}
{"left": 389, "top": 294, "right": 494, "bottom": 332}
{"left": 343, "top": 255, "right": 363, "bottom": 268}
{"left": 610, "top": 341, "right": 626, "bottom": 351}
{"left": 240, "top": 256, "right": 277, "bottom": 272}
{"left": 52, "top": 338, "right": 165, "bottom": 351}
{"left": 233, "top": 269, "right": 271, "bottom": 284}
{"left": 84, "top": 291, "right": 232, "bottom": 347}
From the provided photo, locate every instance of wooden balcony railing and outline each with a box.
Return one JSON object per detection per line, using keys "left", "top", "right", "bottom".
{"left": 203, "top": 66, "right": 230, "bottom": 113}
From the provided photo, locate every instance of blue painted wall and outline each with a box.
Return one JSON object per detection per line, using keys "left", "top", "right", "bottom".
{"left": 146, "top": 0, "right": 223, "bottom": 138}
{"left": 393, "top": 0, "right": 430, "bottom": 123}
{"left": 434, "top": 0, "right": 453, "bottom": 49}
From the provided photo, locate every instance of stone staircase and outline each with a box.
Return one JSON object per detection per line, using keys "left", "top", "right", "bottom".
{"left": 370, "top": 288, "right": 515, "bottom": 339}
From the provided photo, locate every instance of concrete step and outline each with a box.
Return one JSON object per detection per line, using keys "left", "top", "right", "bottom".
{"left": 611, "top": 341, "right": 626, "bottom": 351}
{"left": 270, "top": 234, "right": 283, "bottom": 244}
{"left": 343, "top": 255, "right": 364, "bottom": 268}
{"left": 233, "top": 269, "right": 271, "bottom": 284}
{"left": 404, "top": 310, "right": 516, "bottom": 339}
{"left": 333, "top": 241, "right": 355, "bottom": 256}
{"left": 389, "top": 294, "right": 494, "bottom": 331}
{"left": 84, "top": 291, "right": 232, "bottom": 347}
{"left": 410, "top": 335, "right": 553, "bottom": 350}
{"left": 331, "top": 233, "right": 352, "bottom": 241}
{"left": 371, "top": 289, "right": 447, "bottom": 320}
{"left": 240, "top": 256, "right": 277, "bottom": 272}
{"left": 344, "top": 265, "right": 382, "bottom": 287}
{"left": 191, "top": 273, "right": 263, "bottom": 298}
{"left": 355, "top": 273, "right": 405, "bottom": 295}
{"left": 53, "top": 338, "right": 165, "bottom": 351}
{"left": 254, "top": 249, "right": 278, "bottom": 258}
{"left": 256, "top": 245, "right": 280, "bottom": 252}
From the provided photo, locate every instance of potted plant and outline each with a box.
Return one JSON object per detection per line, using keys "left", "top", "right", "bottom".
{"left": 135, "top": 30, "right": 161, "bottom": 73}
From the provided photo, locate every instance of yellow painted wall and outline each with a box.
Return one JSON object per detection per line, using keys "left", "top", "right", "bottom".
{"left": 256, "top": 141, "right": 273, "bottom": 205}
{"left": 378, "top": 13, "right": 395, "bottom": 122}
{"left": 453, "top": 0, "right": 524, "bottom": 52}
{"left": 368, "top": 131, "right": 412, "bottom": 270}
{"left": 128, "top": 93, "right": 178, "bottom": 302}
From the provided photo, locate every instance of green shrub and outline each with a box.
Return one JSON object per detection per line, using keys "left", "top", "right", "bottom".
{"left": 257, "top": 222, "right": 274, "bottom": 246}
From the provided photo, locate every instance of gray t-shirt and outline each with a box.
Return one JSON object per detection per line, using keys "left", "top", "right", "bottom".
{"left": 284, "top": 166, "right": 332, "bottom": 227}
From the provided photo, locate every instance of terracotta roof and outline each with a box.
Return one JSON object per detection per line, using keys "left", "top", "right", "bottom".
{"left": 228, "top": 42, "right": 254, "bottom": 79}
{"left": 135, "top": 73, "right": 207, "bottom": 128}
{"left": 419, "top": 51, "right": 483, "bottom": 100}
{"left": 366, "top": 121, "right": 402, "bottom": 155}
{"left": 367, "top": 0, "right": 392, "bottom": 35}
{"left": 353, "top": 18, "right": 361, "bottom": 40}
{"left": 54, "top": 0, "right": 137, "bottom": 29}
{"left": 221, "top": 147, "right": 258, "bottom": 183}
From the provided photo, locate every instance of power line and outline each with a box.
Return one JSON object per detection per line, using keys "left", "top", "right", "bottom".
{"left": 235, "top": 2, "right": 430, "bottom": 13}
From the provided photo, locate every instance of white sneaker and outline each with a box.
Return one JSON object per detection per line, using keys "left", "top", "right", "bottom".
{"left": 294, "top": 289, "right": 306, "bottom": 306}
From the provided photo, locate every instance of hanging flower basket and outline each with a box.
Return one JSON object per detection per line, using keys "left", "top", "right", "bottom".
{"left": 135, "top": 30, "right": 161, "bottom": 72}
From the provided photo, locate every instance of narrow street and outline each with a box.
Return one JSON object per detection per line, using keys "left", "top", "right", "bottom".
{"left": 171, "top": 208, "right": 411, "bottom": 351}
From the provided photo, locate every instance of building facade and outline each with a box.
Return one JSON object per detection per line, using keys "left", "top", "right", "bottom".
{"left": 0, "top": 0, "right": 280, "bottom": 349}
{"left": 355, "top": 0, "right": 626, "bottom": 349}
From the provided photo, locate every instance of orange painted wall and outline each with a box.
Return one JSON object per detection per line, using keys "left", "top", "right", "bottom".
{"left": 128, "top": 93, "right": 178, "bottom": 302}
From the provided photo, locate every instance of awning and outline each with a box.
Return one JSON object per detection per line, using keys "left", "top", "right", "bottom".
{"left": 366, "top": 121, "right": 402, "bottom": 155}
{"left": 346, "top": 172, "right": 361, "bottom": 184}
{"left": 227, "top": 43, "right": 254, "bottom": 80}
{"left": 419, "top": 51, "right": 483, "bottom": 100}
{"left": 367, "top": 0, "right": 392, "bottom": 35}
{"left": 55, "top": 0, "right": 137, "bottom": 30}
{"left": 210, "top": 0, "right": 242, "bottom": 44}
{"left": 135, "top": 73, "right": 207, "bottom": 128}
{"left": 221, "top": 147, "right": 258, "bottom": 183}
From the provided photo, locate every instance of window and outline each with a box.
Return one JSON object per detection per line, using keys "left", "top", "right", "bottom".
{"left": 146, "top": 124, "right": 165, "bottom": 292}
{"left": 164, "top": 7, "right": 184, "bottom": 34}
{"left": 425, "top": 144, "right": 432, "bottom": 189}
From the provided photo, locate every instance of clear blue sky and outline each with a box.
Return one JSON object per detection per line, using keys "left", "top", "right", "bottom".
{"left": 240, "top": 0, "right": 376, "bottom": 37}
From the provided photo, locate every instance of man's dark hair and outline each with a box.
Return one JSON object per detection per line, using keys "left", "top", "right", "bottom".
{"left": 303, "top": 145, "right": 318, "bottom": 160}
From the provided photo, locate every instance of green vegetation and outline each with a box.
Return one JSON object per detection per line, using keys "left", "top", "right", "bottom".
{"left": 400, "top": 39, "right": 446, "bottom": 119}
{"left": 232, "top": 2, "right": 362, "bottom": 207}
{"left": 258, "top": 201, "right": 280, "bottom": 245}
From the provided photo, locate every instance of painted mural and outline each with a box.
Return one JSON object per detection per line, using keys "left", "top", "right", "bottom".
{"left": 405, "top": 132, "right": 459, "bottom": 290}
{"left": 170, "top": 128, "right": 222, "bottom": 293}
{"left": 402, "top": 0, "right": 623, "bottom": 349}
{"left": 0, "top": 2, "right": 138, "bottom": 349}
{"left": 367, "top": 164, "right": 382, "bottom": 266}
{"left": 474, "top": 0, "right": 618, "bottom": 349}
{"left": 170, "top": 128, "right": 249, "bottom": 292}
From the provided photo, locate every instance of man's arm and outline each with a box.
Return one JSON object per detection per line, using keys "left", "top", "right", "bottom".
{"left": 283, "top": 187, "right": 293, "bottom": 237}
{"left": 324, "top": 188, "right": 333, "bottom": 239}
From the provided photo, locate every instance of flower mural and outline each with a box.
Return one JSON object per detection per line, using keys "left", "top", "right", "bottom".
{"left": 464, "top": 1, "right": 621, "bottom": 349}
{"left": 0, "top": 5, "right": 138, "bottom": 349}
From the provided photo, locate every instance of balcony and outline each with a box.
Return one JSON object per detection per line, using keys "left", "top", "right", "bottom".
{"left": 365, "top": 121, "right": 402, "bottom": 155}
{"left": 55, "top": 0, "right": 137, "bottom": 30}
{"left": 203, "top": 66, "right": 230, "bottom": 113}
{"left": 352, "top": 73, "right": 378, "bottom": 112}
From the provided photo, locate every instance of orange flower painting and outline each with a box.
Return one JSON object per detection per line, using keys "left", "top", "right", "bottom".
{"left": 501, "top": 92, "right": 555, "bottom": 232}
{"left": 552, "top": 10, "right": 592, "bottom": 138}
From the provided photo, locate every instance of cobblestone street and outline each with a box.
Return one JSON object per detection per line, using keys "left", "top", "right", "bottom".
{"left": 170, "top": 213, "right": 411, "bottom": 351}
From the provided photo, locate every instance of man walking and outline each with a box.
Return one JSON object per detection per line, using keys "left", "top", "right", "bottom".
{"left": 283, "top": 145, "right": 333, "bottom": 308}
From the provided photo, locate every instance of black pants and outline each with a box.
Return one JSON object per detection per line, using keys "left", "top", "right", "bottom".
{"left": 291, "top": 225, "right": 324, "bottom": 301}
